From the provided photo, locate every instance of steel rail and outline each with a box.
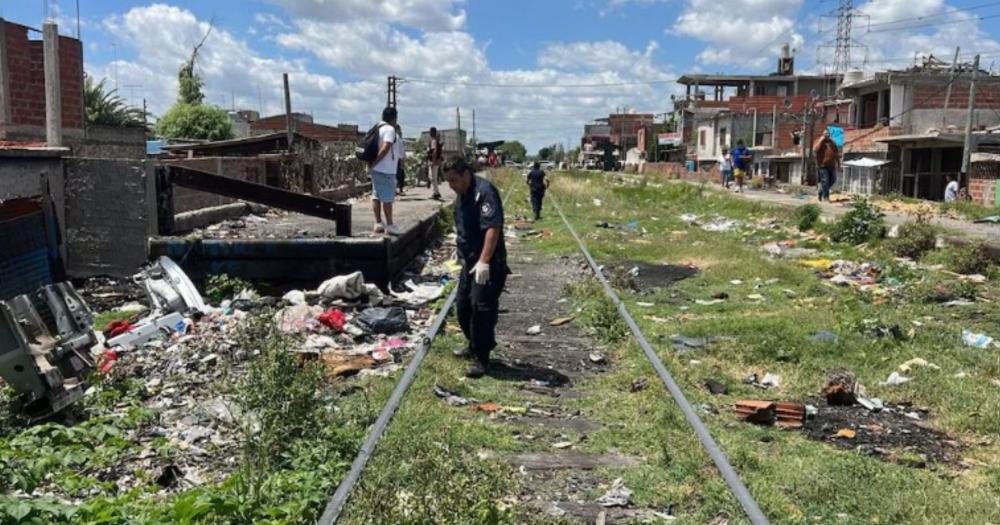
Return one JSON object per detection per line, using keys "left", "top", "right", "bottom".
{"left": 551, "top": 194, "right": 771, "bottom": 525}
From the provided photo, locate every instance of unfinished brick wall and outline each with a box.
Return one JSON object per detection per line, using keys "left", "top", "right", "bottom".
{"left": 63, "top": 158, "right": 155, "bottom": 278}
{"left": 2, "top": 20, "right": 84, "bottom": 133}
{"left": 913, "top": 82, "right": 1000, "bottom": 109}
{"left": 969, "top": 162, "right": 1000, "bottom": 206}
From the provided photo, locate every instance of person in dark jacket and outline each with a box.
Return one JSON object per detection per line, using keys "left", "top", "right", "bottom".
{"left": 813, "top": 129, "right": 840, "bottom": 202}
{"left": 444, "top": 156, "right": 509, "bottom": 378}
{"left": 526, "top": 162, "right": 549, "bottom": 220}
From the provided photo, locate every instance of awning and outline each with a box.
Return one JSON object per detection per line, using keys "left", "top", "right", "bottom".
{"left": 843, "top": 157, "right": 892, "bottom": 168}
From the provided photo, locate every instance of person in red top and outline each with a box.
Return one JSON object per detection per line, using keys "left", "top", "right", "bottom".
{"left": 488, "top": 151, "right": 497, "bottom": 167}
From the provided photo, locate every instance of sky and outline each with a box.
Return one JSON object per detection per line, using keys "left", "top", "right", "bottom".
{"left": 3, "top": 0, "right": 1000, "bottom": 151}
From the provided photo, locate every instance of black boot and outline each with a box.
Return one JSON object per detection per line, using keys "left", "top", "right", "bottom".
{"left": 465, "top": 359, "right": 489, "bottom": 379}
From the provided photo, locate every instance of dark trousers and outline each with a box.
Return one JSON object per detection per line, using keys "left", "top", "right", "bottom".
{"left": 530, "top": 188, "right": 545, "bottom": 218}
{"left": 456, "top": 262, "right": 507, "bottom": 364}
{"left": 818, "top": 166, "right": 837, "bottom": 201}
{"left": 396, "top": 165, "right": 406, "bottom": 193}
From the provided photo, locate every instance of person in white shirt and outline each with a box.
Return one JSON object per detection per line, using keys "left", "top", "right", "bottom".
{"left": 944, "top": 174, "right": 959, "bottom": 202}
{"left": 370, "top": 107, "right": 401, "bottom": 235}
{"left": 719, "top": 148, "right": 733, "bottom": 188}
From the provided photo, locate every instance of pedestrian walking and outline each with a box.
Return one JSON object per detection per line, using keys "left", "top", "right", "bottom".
{"left": 719, "top": 147, "right": 733, "bottom": 188}
{"left": 944, "top": 173, "right": 959, "bottom": 202}
{"left": 731, "top": 140, "right": 752, "bottom": 193}
{"left": 814, "top": 129, "right": 840, "bottom": 202}
{"left": 395, "top": 124, "right": 407, "bottom": 196}
{"left": 444, "top": 156, "right": 509, "bottom": 378}
{"left": 369, "top": 107, "right": 401, "bottom": 235}
{"left": 526, "top": 161, "right": 548, "bottom": 221}
{"left": 427, "top": 127, "right": 443, "bottom": 200}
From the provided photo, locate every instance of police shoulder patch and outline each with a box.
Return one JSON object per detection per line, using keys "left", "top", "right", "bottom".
{"left": 481, "top": 202, "right": 493, "bottom": 217}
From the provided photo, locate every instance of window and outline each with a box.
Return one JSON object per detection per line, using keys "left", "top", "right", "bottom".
{"left": 699, "top": 130, "right": 706, "bottom": 147}
{"left": 719, "top": 127, "right": 728, "bottom": 147}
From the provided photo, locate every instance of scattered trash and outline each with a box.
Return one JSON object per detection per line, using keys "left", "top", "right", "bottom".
{"left": 701, "top": 217, "right": 738, "bottom": 232}
{"left": 526, "top": 324, "right": 542, "bottom": 335}
{"left": 317, "top": 308, "right": 346, "bottom": 331}
{"left": 596, "top": 478, "right": 632, "bottom": 508}
{"left": 743, "top": 372, "right": 781, "bottom": 389}
{"left": 589, "top": 351, "right": 607, "bottom": 364}
{"left": 473, "top": 402, "right": 502, "bottom": 414}
{"left": 671, "top": 334, "right": 714, "bottom": 354}
{"left": 835, "top": 428, "right": 857, "bottom": 439}
{"left": 321, "top": 352, "right": 376, "bottom": 378}
{"left": 354, "top": 307, "right": 409, "bottom": 335}
{"left": 734, "top": 400, "right": 805, "bottom": 428}
{"left": 635, "top": 301, "right": 655, "bottom": 307}
{"left": 280, "top": 304, "right": 324, "bottom": 334}
{"left": 630, "top": 377, "right": 648, "bottom": 392}
{"left": 822, "top": 369, "right": 858, "bottom": 405}
{"left": 106, "top": 320, "right": 135, "bottom": 337}
{"left": 898, "top": 358, "right": 940, "bottom": 373}
{"left": 434, "top": 385, "right": 471, "bottom": 406}
{"left": 391, "top": 280, "right": 444, "bottom": 306}
{"left": 695, "top": 299, "right": 725, "bottom": 306}
{"left": 552, "top": 441, "right": 574, "bottom": 449}
{"left": 315, "top": 271, "right": 366, "bottom": 300}
{"left": 972, "top": 215, "right": 1000, "bottom": 224}
{"left": 282, "top": 290, "right": 306, "bottom": 305}
{"left": 746, "top": 293, "right": 764, "bottom": 301}
{"left": 549, "top": 316, "right": 573, "bottom": 326}
{"left": 810, "top": 331, "right": 839, "bottom": 343}
{"left": 592, "top": 198, "right": 603, "bottom": 206}
{"left": 704, "top": 378, "right": 728, "bottom": 395}
{"left": 679, "top": 213, "right": 699, "bottom": 224}
{"left": 962, "top": 329, "right": 994, "bottom": 349}
{"left": 879, "top": 371, "right": 911, "bottom": 387}
{"left": 711, "top": 291, "right": 730, "bottom": 300}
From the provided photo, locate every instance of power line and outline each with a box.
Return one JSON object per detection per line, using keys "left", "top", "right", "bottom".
{"left": 865, "top": 13, "right": 1000, "bottom": 33}
{"left": 865, "top": 0, "right": 1000, "bottom": 28}
{"left": 402, "top": 77, "right": 677, "bottom": 88}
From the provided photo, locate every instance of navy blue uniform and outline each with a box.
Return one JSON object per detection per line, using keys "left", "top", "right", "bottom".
{"left": 527, "top": 168, "right": 546, "bottom": 219}
{"left": 455, "top": 176, "right": 508, "bottom": 365}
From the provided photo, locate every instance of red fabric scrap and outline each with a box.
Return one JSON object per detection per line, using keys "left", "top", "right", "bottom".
{"left": 106, "top": 320, "right": 134, "bottom": 337}
{"left": 318, "top": 309, "right": 346, "bottom": 332}
{"left": 97, "top": 349, "right": 118, "bottom": 374}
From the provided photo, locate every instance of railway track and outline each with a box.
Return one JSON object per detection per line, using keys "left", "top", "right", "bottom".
{"left": 318, "top": 177, "right": 770, "bottom": 525}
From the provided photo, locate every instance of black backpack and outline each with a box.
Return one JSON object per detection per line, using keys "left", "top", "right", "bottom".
{"left": 357, "top": 123, "right": 384, "bottom": 163}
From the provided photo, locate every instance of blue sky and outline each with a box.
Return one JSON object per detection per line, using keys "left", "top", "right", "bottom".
{"left": 2, "top": 0, "right": 999, "bottom": 150}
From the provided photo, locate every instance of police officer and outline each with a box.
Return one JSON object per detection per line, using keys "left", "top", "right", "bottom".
{"left": 444, "top": 155, "right": 509, "bottom": 378}
{"left": 526, "top": 161, "right": 548, "bottom": 220}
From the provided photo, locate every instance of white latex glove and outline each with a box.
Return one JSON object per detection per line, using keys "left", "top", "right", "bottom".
{"left": 471, "top": 262, "right": 490, "bottom": 285}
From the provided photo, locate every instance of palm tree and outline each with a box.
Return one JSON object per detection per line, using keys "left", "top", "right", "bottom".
{"left": 84, "top": 75, "right": 146, "bottom": 127}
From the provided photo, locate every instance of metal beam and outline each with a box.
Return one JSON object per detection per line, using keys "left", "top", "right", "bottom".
{"left": 167, "top": 165, "right": 352, "bottom": 236}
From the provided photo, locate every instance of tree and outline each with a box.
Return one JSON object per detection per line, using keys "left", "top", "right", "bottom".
{"left": 156, "top": 103, "right": 233, "bottom": 140}
{"left": 538, "top": 146, "right": 552, "bottom": 161}
{"left": 178, "top": 20, "right": 213, "bottom": 104}
{"left": 497, "top": 140, "right": 527, "bottom": 163}
{"left": 84, "top": 74, "right": 146, "bottom": 127}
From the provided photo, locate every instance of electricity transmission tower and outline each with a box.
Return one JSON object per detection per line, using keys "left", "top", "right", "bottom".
{"left": 821, "top": 0, "right": 868, "bottom": 76}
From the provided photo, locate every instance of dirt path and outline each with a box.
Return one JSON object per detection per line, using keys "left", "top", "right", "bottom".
{"left": 488, "top": 245, "right": 655, "bottom": 523}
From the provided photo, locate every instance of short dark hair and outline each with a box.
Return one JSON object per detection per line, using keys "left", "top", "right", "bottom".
{"left": 382, "top": 106, "right": 397, "bottom": 123}
{"left": 429, "top": 126, "right": 437, "bottom": 135}
{"left": 443, "top": 155, "right": 472, "bottom": 176}
{"left": 533, "top": 162, "right": 540, "bottom": 169}
{"left": 736, "top": 139, "right": 745, "bottom": 146}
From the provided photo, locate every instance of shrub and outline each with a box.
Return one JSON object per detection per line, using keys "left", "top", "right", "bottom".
{"left": 949, "top": 242, "right": 994, "bottom": 275}
{"left": 831, "top": 197, "right": 885, "bottom": 245}
{"left": 888, "top": 219, "right": 937, "bottom": 259}
{"left": 796, "top": 204, "right": 821, "bottom": 231}
{"left": 205, "top": 274, "right": 252, "bottom": 304}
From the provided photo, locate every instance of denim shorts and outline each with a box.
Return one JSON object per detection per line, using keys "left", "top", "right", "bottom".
{"left": 371, "top": 170, "right": 396, "bottom": 203}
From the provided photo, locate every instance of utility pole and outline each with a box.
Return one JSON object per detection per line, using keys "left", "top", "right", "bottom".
{"left": 961, "top": 54, "right": 980, "bottom": 180}
{"left": 942, "top": 46, "right": 960, "bottom": 128}
{"left": 472, "top": 108, "right": 476, "bottom": 146}
{"left": 43, "top": 21, "right": 62, "bottom": 147}
{"left": 283, "top": 73, "right": 294, "bottom": 149}
{"left": 387, "top": 76, "right": 397, "bottom": 108}
{"left": 142, "top": 98, "right": 148, "bottom": 129}
{"left": 456, "top": 107, "right": 462, "bottom": 155}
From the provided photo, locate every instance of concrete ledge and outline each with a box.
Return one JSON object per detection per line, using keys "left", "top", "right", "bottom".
{"left": 173, "top": 202, "right": 268, "bottom": 233}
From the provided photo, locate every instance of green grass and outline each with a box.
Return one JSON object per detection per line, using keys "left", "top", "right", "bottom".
{"left": 480, "top": 169, "right": 1000, "bottom": 524}
{"left": 940, "top": 199, "right": 1000, "bottom": 221}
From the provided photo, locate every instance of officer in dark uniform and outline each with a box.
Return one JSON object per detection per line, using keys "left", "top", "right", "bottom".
{"left": 443, "top": 156, "right": 509, "bottom": 378}
{"left": 526, "top": 162, "right": 548, "bottom": 220}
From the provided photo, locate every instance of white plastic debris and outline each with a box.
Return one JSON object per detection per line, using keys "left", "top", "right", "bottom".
{"left": 898, "top": 358, "right": 940, "bottom": 373}
{"left": 679, "top": 213, "right": 699, "bottom": 224}
{"left": 592, "top": 198, "right": 603, "bottom": 206}
{"left": 597, "top": 478, "right": 632, "bottom": 507}
{"left": 390, "top": 280, "right": 444, "bottom": 306}
{"left": 589, "top": 351, "right": 607, "bottom": 364}
{"left": 760, "top": 373, "right": 781, "bottom": 388}
{"left": 879, "top": 371, "right": 911, "bottom": 387}
{"left": 962, "top": 329, "right": 995, "bottom": 349}
{"left": 526, "top": 325, "right": 542, "bottom": 335}
{"left": 282, "top": 290, "right": 306, "bottom": 305}
{"left": 315, "top": 271, "right": 366, "bottom": 300}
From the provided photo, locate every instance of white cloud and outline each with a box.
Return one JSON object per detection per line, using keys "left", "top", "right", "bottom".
{"left": 672, "top": 0, "right": 804, "bottom": 69}
{"left": 93, "top": 3, "right": 681, "bottom": 151}
{"left": 266, "top": 0, "right": 467, "bottom": 32}
{"left": 276, "top": 20, "right": 488, "bottom": 79}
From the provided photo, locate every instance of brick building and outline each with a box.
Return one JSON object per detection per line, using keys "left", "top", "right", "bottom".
{"left": 250, "top": 113, "right": 362, "bottom": 147}
{"left": 0, "top": 19, "right": 84, "bottom": 141}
